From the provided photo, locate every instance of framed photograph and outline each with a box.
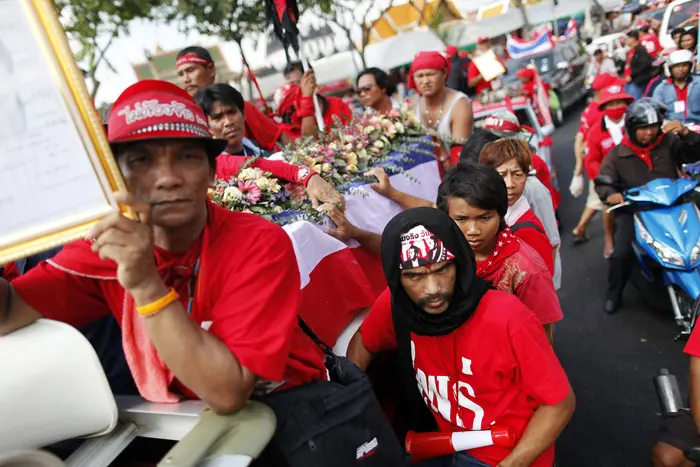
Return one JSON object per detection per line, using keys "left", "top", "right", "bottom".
{"left": 472, "top": 50, "right": 506, "bottom": 83}
{"left": 0, "top": 0, "right": 127, "bottom": 265}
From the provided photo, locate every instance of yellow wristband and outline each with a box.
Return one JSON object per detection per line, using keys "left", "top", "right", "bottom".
{"left": 136, "top": 288, "right": 179, "bottom": 317}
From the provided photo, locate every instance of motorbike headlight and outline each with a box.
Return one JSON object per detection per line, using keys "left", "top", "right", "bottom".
{"left": 691, "top": 243, "right": 700, "bottom": 265}
{"left": 635, "top": 217, "right": 686, "bottom": 267}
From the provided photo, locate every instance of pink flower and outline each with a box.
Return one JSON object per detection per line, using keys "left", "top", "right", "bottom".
{"left": 238, "top": 180, "right": 262, "bottom": 203}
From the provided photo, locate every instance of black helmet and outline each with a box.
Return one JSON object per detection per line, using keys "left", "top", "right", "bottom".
{"left": 625, "top": 98, "right": 667, "bottom": 146}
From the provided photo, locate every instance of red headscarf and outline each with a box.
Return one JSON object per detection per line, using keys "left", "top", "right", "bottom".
{"left": 407, "top": 51, "right": 451, "bottom": 92}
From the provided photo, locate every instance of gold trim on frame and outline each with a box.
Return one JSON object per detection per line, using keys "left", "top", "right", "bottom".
{"left": 0, "top": 0, "right": 128, "bottom": 265}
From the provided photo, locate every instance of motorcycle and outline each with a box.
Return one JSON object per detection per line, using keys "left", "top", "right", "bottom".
{"left": 596, "top": 176, "right": 700, "bottom": 339}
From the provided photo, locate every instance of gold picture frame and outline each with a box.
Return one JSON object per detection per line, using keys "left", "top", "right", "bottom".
{"left": 0, "top": 0, "right": 127, "bottom": 265}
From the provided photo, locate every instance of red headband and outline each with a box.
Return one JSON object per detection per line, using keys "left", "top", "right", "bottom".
{"left": 176, "top": 53, "right": 213, "bottom": 68}
{"left": 408, "top": 51, "right": 450, "bottom": 92}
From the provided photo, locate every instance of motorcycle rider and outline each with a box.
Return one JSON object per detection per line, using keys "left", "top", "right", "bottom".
{"left": 595, "top": 99, "right": 700, "bottom": 314}
{"left": 581, "top": 85, "right": 635, "bottom": 258}
{"left": 653, "top": 50, "right": 700, "bottom": 123}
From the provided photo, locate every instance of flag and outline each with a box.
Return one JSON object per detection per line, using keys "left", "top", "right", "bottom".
{"left": 265, "top": 0, "right": 301, "bottom": 60}
{"left": 532, "top": 65, "right": 553, "bottom": 126}
{"left": 565, "top": 18, "right": 578, "bottom": 39}
{"left": 506, "top": 26, "right": 553, "bottom": 59}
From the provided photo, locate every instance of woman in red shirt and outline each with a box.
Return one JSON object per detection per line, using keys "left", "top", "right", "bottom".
{"left": 479, "top": 139, "right": 555, "bottom": 275}
{"left": 437, "top": 162, "right": 563, "bottom": 342}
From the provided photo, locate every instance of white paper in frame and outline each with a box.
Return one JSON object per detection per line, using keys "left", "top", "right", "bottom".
{"left": 0, "top": 0, "right": 127, "bottom": 265}
{"left": 472, "top": 50, "right": 506, "bottom": 83}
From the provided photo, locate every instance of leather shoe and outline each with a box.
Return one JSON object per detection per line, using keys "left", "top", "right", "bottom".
{"left": 605, "top": 300, "right": 620, "bottom": 314}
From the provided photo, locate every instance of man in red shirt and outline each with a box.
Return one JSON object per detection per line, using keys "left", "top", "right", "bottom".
{"left": 572, "top": 74, "right": 623, "bottom": 242}
{"left": 275, "top": 67, "right": 353, "bottom": 138}
{"left": 467, "top": 37, "right": 503, "bottom": 95}
{"left": 175, "top": 46, "right": 292, "bottom": 151}
{"left": 194, "top": 82, "right": 343, "bottom": 207}
{"left": 347, "top": 207, "right": 574, "bottom": 467}
{"left": 640, "top": 24, "right": 663, "bottom": 58}
{"left": 577, "top": 85, "right": 633, "bottom": 257}
{"left": 0, "top": 80, "right": 327, "bottom": 411}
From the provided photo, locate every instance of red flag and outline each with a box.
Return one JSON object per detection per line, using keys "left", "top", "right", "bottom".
{"left": 265, "top": 0, "right": 301, "bottom": 56}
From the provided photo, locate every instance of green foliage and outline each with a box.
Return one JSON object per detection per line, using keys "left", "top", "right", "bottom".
{"left": 167, "top": 0, "right": 333, "bottom": 44}
{"left": 55, "top": 0, "right": 168, "bottom": 97}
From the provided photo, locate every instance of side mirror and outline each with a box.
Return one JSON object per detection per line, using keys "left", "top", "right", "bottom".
{"left": 556, "top": 61, "right": 570, "bottom": 70}
{"left": 540, "top": 124, "right": 555, "bottom": 136}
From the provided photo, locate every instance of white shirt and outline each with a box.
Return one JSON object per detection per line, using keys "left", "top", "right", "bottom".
{"left": 524, "top": 178, "right": 562, "bottom": 290}
{"left": 604, "top": 116, "right": 625, "bottom": 145}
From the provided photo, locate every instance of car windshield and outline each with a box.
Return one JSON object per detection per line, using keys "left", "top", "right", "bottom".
{"left": 639, "top": 8, "right": 665, "bottom": 22}
{"left": 506, "top": 52, "right": 556, "bottom": 76}
{"left": 669, "top": 1, "right": 699, "bottom": 29}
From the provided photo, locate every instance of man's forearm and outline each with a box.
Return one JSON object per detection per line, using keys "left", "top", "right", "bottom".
{"left": 499, "top": 390, "right": 575, "bottom": 467}
{"left": 386, "top": 187, "right": 435, "bottom": 210}
{"left": 574, "top": 134, "right": 584, "bottom": 174}
{"left": 347, "top": 331, "right": 375, "bottom": 371}
{"left": 131, "top": 277, "right": 253, "bottom": 414}
{"left": 300, "top": 115, "right": 317, "bottom": 138}
{"left": 0, "top": 279, "right": 41, "bottom": 336}
{"left": 689, "top": 356, "right": 700, "bottom": 432}
{"left": 353, "top": 228, "right": 382, "bottom": 256}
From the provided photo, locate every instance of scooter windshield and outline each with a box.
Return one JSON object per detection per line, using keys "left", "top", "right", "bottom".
{"left": 625, "top": 178, "right": 698, "bottom": 206}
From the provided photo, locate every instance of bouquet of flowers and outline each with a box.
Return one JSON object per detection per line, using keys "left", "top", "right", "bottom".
{"left": 284, "top": 105, "right": 437, "bottom": 191}
{"left": 210, "top": 161, "right": 322, "bottom": 226}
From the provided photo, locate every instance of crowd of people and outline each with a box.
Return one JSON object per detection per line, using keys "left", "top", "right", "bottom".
{"left": 1, "top": 15, "right": 700, "bottom": 467}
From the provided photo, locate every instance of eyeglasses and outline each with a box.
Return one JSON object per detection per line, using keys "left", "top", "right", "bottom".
{"left": 355, "top": 85, "right": 375, "bottom": 94}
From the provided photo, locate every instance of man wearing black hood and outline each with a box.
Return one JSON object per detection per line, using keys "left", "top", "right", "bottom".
{"left": 347, "top": 207, "right": 574, "bottom": 467}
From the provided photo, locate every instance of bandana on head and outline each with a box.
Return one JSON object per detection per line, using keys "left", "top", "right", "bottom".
{"left": 176, "top": 53, "right": 213, "bottom": 69}
{"left": 399, "top": 225, "right": 455, "bottom": 270}
{"left": 407, "top": 51, "right": 451, "bottom": 92}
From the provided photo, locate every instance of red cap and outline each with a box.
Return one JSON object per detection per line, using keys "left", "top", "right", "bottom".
{"left": 515, "top": 67, "right": 536, "bottom": 80}
{"left": 458, "top": 51, "right": 468, "bottom": 58}
{"left": 445, "top": 45, "right": 458, "bottom": 57}
{"left": 591, "top": 73, "right": 618, "bottom": 91}
{"left": 107, "top": 80, "right": 227, "bottom": 157}
{"left": 477, "top": 36, "right": 491, "bottom": 44}
{"left": 597, "top": 84, "right": 634, "bottom": 108}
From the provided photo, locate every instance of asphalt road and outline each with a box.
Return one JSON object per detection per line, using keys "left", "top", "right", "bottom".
{"left": 552, "top": 103, "right": 692, "bottom": 466}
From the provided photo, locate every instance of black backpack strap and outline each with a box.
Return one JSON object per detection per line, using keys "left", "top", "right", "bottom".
{"left": 297, "top": 316, "right": 336, "bottom": 357}
{"left": 511, "top": 221, "right": 544, "bottom": 235}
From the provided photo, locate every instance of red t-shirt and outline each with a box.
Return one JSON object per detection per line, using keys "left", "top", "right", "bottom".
{"left": 243, "top": 102, "right": 283, "bottom": 151}
{"left": 578, "top": 100, "right": 603, "bottom": 137}
{"left": 685, "top": 324, "right": 700, "bottom": 357}
{"left": 12, "top": 204, "right": 326, "bottom": 398}
{"left": 2, "top": 262, "right": 19, "bottom": 282}
{"left": 216, "top": 153, "right": 316, "bottom": 186}
{"left": 584, "top": 120, "right": 620, "bottom": 180}
{"left": 511, "top": 209, "right": 555, "bottom": 276}
{"left": 641, "top": 33, "right": 662, "bottom": 58}
{"left": 467, "top": 61, "right": 494, "bottom": 94}
{"left": 323, "top": 96, "right": 353, "bottom": 131}
{"left": 481, "top": 241, "right": 563, "bottom": 325}
{"left": 360, "top": 289, "right": 570, "bottom": 467}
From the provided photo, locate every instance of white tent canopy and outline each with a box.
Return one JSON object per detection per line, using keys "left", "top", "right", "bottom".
{"left": 364, "top": 28, "right": 447, "bottom": 70}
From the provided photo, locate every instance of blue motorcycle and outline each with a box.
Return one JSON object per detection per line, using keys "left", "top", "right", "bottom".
{"left": 605, "top": 177, "right": 700, "bottom": 339}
